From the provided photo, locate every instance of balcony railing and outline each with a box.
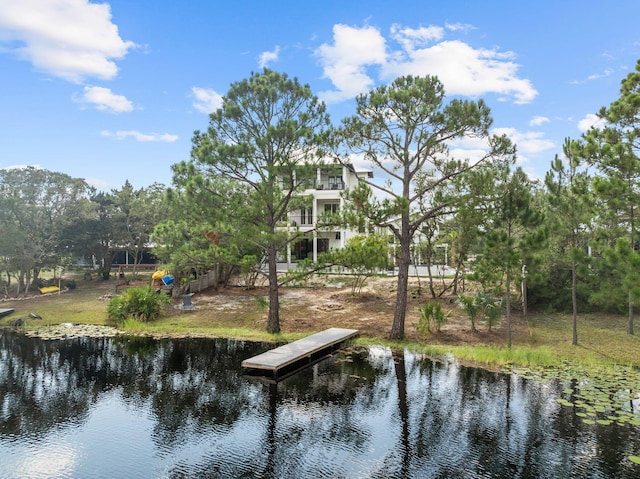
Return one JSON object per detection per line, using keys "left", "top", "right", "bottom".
{"left": 314, "top": 180, "right": 344, "bottom": 190}
{"left": 287, "top": 216, "right": 313, "bottom": 227}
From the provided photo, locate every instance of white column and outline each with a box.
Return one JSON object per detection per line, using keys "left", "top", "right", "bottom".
{"left": 313, "top": 231, "right": 318, "bottom": 262}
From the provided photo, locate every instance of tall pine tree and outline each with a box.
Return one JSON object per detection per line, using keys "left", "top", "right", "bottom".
{"left": 475, "top": 163, "right": 545, "bottom": 348}
{"left": 544, "top": 139, "right": 593, "bottom": 344}
{"left": 584, "top": 60, "right": 640, "bottom": 335}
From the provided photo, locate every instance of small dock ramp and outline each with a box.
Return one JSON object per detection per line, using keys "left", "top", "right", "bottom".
{"left": 242, "top": 327, "right": 358, "bottom": 378}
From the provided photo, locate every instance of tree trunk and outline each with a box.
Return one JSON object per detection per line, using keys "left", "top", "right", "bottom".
{"left": 572, "top": 262, "right": 578, "bottom": 345}
{"left": 521, "top": 274, "right": 527, "bottom": 317}
{"left": 17, "top": 271, "right": 25, "bottom": 296}
{"left": 25, "top": 269, "right": 32, "bottom": 295}
{"left": 266, "top": 241, "right": 280, "bottom": 334}
{"left": 391, "top": 234, "right": 411, "bottom": 340}
{"left": 452, "top": 266, "right": 460, "bottom": 296}
{"left": 506, "top": 267, "right": 512, "bottom": 349}
{"left": 631, "top": 204, "right": 635, "bottom": 336}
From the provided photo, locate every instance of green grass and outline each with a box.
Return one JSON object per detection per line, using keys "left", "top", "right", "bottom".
{"left": 525, "top": 312, "right": 640, "bottom": 366}
{"left": 353, "top": 310, "right": 640, "bottom": 371}
{"left": 355, "top": 337, "right": 561, "bottom": 369}
{"left": 2, "top": 275, "right": 640, "bottom": 372}
{"left": 0, "top": 284, "right": 108, "bottom": 326}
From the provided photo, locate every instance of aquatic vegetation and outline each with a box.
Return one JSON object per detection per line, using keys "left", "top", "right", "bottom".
{"left": 513, "top": 362, "right": 640, "bottom": 462}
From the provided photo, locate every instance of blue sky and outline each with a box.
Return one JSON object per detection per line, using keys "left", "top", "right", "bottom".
{"left": 1, "top": 0, "right": 639, "bottom": 191}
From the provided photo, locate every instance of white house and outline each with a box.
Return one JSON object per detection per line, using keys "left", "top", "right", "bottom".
{"left": 278, "top": 162, "right": 372, "bottom": 266}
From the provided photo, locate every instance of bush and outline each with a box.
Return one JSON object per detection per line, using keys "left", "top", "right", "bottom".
{"left": 457, "top": 293, "right": 481, "bottom": 331}
{"left": 458, "top": 291, "right": 504, "bottom": 332}
{"left": 417, "top": 301, "right": 450, "bottom": 335}
{"left": 107, "top": 286, "right": 171, "bottom": 324}
{"left": 481, "top": 294, "right": 504, "bottom": 332}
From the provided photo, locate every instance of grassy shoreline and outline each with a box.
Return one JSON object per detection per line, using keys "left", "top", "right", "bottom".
{"left": 1, "top": 275, "right": 639, "bottom": 372}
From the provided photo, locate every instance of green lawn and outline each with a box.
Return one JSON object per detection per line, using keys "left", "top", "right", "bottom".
{"left": 2, "top": 274, "right": 640, "bottom": 371}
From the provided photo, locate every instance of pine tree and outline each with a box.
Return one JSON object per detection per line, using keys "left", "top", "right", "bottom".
{"left": 544, "top": 138, "right": 593, "bottom": 344}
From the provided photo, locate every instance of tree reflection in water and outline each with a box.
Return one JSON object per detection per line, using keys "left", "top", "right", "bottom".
{"left": 1, "top": 330, "right": 640, "bottom": 478}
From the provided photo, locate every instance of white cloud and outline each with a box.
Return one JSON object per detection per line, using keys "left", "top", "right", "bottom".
{"left": 258, "top": 45, "right": 280, "bottom": 68}
{"left": 191, "top": 87, "right": 223, "bottom": 114}
{"left": 383, "top": 40, "right": 537, "bottom": 104}
{"left": 492, "top": 127, "right": 555, "bottom": 165}
{"left": 445, "top": 22, "right": 475, "bottom": 33}
{"left": 390, "top": 24, "right": 444, "bottom": 52}
{"left": 0, "top": 0, "right": 136, "bottom": 83}
{"left": 315, "top": 24, "right": 387, "bottom": 103}
{"left": 445, "top": 134, "right": 496, "bottom": 165}
{"left": 587, "top": 68, "right": 614, "bottom": 81}
{"left": 571, "top": 68, "right": 615, "bottom": 84}
{"left": 315, "top": 23, "right": 537, "bottom": 105}
{"left": 74, "top": 86, "right": 133, "bottom": 113}
{"left": 100, "top": 130, "right": 178, "bottom": 142}
{"left": 83, "top": 177, "right": 111, "bottom": 189}
{"left": 577, "top": 113, "right": 607, "bottom": 132}
{"left": 529, "top": 116, "right": 550, "bottom": 127}
{"left": 448, "top": 146, "right": 494, "bottom": 165}
{"left": 343, "top": 152, "right": 373, "bottom": 172}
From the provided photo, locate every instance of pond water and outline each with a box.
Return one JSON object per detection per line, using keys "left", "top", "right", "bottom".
{"left": 1, "top": 330, "right": 639, "bottom": 479}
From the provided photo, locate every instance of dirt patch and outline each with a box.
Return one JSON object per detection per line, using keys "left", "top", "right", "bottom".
{"left": 190, "top": 276, "right": 525, "bottom": 346}
{"left": 0, "top": 275, "right": 526, "bottom": 347}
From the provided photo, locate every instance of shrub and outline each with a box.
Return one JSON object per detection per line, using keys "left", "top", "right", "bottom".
{"left": 107, "top": 286, "right": 171, "bottom": 324}
{"left": 457, "top": 292, "right": 483, "bottom": 331}
{"left": 417, "top": 301, "right": 450, "bottom": 335}
{"left": 417, "top": 303, "right": 432, "bottom": 335}
{"left": 481, "top": 294, "right": 504, "bottom": 332}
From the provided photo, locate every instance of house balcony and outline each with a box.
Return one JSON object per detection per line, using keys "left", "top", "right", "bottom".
{"left": 287, "top": 216, "right": 314, "bottom": 227}
{"left": 316, "top": 181, "right": 344, "bottom": 190}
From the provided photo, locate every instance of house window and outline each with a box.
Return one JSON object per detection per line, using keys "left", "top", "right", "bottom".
{"left": 301, "top": 207, "right": 313, "bottom": 225}
{"left": 328, "top": 176, "right": 343, "bottom": 190}
{"left": 324, "top": 203, "right": 339, "bottom": 214}
{"left": 293, "top": 238, "right": 312, "bottom": 260}
{"left": 318, "top": 238, "right": 329, "bottom": 253}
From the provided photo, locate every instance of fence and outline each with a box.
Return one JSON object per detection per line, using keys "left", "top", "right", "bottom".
{"left": 188, "top": 270, "right": 218, "bottom": 293}
{"left": 115, "top": 264, "right": 158, "bottom": 276}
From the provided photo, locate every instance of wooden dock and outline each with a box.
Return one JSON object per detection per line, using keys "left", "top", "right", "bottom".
{"left": 242, "top": 327, "right": 358, "bottom": 377}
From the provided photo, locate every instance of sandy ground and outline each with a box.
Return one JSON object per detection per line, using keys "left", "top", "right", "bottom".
{"left": 2, "top": 274, "right": 525, "bottom": 346}
{"left": 191, "top": 275, "right": 523, "bottom": 345}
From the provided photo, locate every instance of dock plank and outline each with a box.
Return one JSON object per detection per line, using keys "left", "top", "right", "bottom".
{"left": 242, "top": 327, "right": 358, "bottom": 373}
